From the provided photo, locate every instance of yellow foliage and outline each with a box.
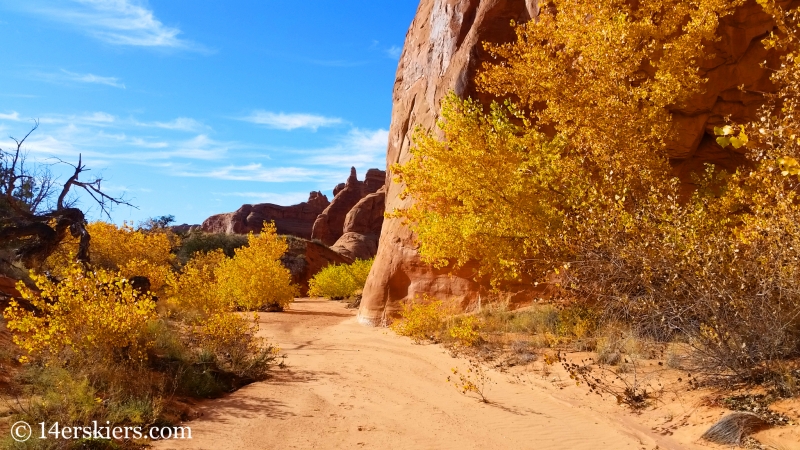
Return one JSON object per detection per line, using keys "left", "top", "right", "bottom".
{"left": 3, "top": 266, "right": 156, "bottom": 364}
{"left": 43, "top": 221, "right": 178, "bottom": 295}
{"left": 215, "top": 222, "right": 297, "bottom": 311}
{"left": 390, "top": 297, "right": 446, "bottom": 343}
{"left": 393, "top": 0, "right": 800, "bottom": 381}
{"left": 166, "top": 249, "right": 229, "bottom": 321}
{"left": 393, "top": 0, "right": 740, "bottom": 282}
{"left": 308, "top": 258, "right": 373, "bottom": 299}
{"left": 194, "top": 312, "right": 281, "bottom": 378}
{"left": 196, "top": 312, "right": 258, "bottom": 354}
{"left": 447, "top": 316, "right": 482, "bottom": 347}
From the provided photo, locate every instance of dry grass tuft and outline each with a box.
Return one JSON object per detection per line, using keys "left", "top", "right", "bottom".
{"left": 700, "top": 412, "right": 768, "bottom": 446}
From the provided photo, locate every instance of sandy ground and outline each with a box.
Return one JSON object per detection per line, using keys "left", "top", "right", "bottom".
{"left": 153, "top": 298, "right": 799, "bottom": 450}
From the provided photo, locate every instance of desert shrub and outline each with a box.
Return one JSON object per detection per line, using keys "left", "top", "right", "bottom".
{"left": 43, "top": 221, "right": 178, "bottom": 296}
{"left": 307, "top": 258, "right": 373, "bottom": 299}
{"left": 392, "top": 0, "right": 800, "bottom": 387}
{"left": 176, "top": 231, "right": 248, "bottom": 263}
{"left": 165, "top": 249, "right": 229, "bottom": 321}
{"left": 4, "top": 266, "right": 156, "bottom": 365}
{"left": 391, "top": 297, "right": 446, "bottom": 343}
{"left": 4, "top": 229, "right": 284, "bottom": 444}
{"left": 447, "top": 316, "right": 482, "bottom": 347}
{"left": 194, "top": 312, "right": 280, "bottom": 379}
{"left": 392, "top": 0, "right": 735, "bottom": 282}
{"left": 216, "top": 222, "right": 297, "bottom": 311}
{"left": 14, "top": 365, "right": 164, "bottom": 427}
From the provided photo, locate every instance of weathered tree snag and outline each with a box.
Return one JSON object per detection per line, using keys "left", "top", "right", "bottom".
{"left": 0, "top": 123, "right": 132, "bottom": 269}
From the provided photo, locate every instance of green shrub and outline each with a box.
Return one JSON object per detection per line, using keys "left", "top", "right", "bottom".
{"left": 308, "top": 258, "right": 373, "bottom": 300}
{"left": 176, "top": 231, "right": 248, "bottom": 263}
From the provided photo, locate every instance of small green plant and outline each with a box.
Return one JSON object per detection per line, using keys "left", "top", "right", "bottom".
{"left": 308, "top": 258, "right": 373, "bottom": 300}
{"left": 391, "top": 296, "right": 446, "bottom": 343}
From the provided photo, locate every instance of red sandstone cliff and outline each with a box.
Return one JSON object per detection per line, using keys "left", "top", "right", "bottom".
{"left": 331, "top": 186, "right": 386, "bottom": 260}
{"left": 201, "top": 191, "right": 329, "bottom": 239}
{"left": 358, "top": 0, "right": 785, "bottom": 326}
{"left": 311, "top": 168, "right": 386, "bottom": 246}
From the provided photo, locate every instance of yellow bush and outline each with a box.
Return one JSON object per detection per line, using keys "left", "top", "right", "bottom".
{"left": 195, "top": 312, "right": 281, "bottom": 379}
{"left": 216, "top": 222, "right": 297, "bottom": 311}
{"left": 4, "top": 266, "right": 156, "bottom": 364}
{"left": 447, "top": 316, "right": 482, "bottom": 347}
{"left": 166, "top": 249, "right": 229, "bottom": 321}
{"left": 43, "top": 221, "right": 178, "bottom": 295}
{"left": 308, "top": 258, "right": 373, "bottom": 299}
{"left": 391, "top": 297, "right": 446, "bottom": 343}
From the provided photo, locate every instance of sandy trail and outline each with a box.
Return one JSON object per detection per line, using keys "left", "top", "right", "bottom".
{"left": 154, "top": 298, "right": 688, "bottom": 450}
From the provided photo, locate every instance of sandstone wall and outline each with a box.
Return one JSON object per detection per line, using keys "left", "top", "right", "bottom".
{"left": 358, "top": 0, "right": 785, "bottom": 326}
{"left": 201, "top": 192, "right": 329, "bottom": 239}
{"left": 311, "top": 168, "right": 386, "bottom": 246}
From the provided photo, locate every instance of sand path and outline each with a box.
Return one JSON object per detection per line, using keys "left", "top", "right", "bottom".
{"left": 154, "top": 298, "right": 689, "bottom": 450}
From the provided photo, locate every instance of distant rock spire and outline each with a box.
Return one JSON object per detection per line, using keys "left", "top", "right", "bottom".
{"left": 346, "top": 166, "right": 359, "bottom": 186}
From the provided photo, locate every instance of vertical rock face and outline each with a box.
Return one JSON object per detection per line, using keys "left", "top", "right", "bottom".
{"left": 311, "top": 167, "right": 386, "bottom": 246}
{"left": 358, "top": 0, "right": 783, "bottom": 326}
{"left": 282, "top": 238, "right": 353, "bottom": 297}
{"left": 331, "top": 186, "right": 387, "bottom": 260}
{"left": 359, "top": 0, "right": 536, "bottom": 326}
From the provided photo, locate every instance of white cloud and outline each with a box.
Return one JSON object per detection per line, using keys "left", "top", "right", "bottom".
{"left": 142, "top": 117, "right": 206, "bottom": 132}
{"left": 59, "top": 69, "right": 125, "bottom": 88}
{"left": 240, "top": 111, "right": 343, "bottom": 131}
{"left": 216, "top": 191, "right": 313, "bottom": 206}
{"left": 157, "top": 134, "right": 229, "bottom": 160}
{"left": 37, "top": 112, "right": 117, "bottom": 126}
{"left": 386, "top": 45, "right": 402, "bottom": 59}
{"left": 130, "top": 137, "right": 168, "bottom": 148}
{"left": 21, "top": 0, "right": 201, "bottom": 50}
{"left": 0, "top": 111, "right": 21, "bottom": 121}
{"left": 305, "top": 128, "right": 388, "bottom": 168}
{"left": 177, "top": 164, "right": 322, "bottom": 183}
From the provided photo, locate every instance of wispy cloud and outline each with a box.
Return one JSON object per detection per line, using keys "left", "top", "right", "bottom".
{"left": 370, "top": 40, "right": 403, "bottom": 59}
{"left": 139, "top": 117, "right": 207, "bottom": 132}
{"left": 240, "top": 111, "right": 343, "bottom": 131}
{"left": 177, "top": 164, "right": 321, "bottom": 183}
{"left": 0, "top": 112, "right": 21, "bottom": 121}
{"left": 385, "top": 46, "right": 402, "bottom": 59}
{"left": 215, "top": 191, "right": 313, "bottom": 206}
{"left": 303, "top": 128, "right": 388, "bottom": 168}
{"left": 57, "top": 69, "right": 125, "bottom": 88}
{"left": 38, "top": 112, "right": 117, "bottom": 126}
{"left": 0, "top": 94, "right": 39, "bottom": 99}
{"left": 20, "top": 0, "right": 202, "bottom": 50}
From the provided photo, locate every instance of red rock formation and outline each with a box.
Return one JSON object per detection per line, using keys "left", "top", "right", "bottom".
{"left": 311, "top": 167, "right": 386, "bottom": 246}
{"left": 358, "top": 0, "right": 784, "bottom": 326}
{"left": 331, "top": 187, "right": 386, "bottom": 260}
{"left": 282, "top": 237, "right": 353, "bottom": 297}
{"left": 0, "top": 275, "right": 21, "bottom": 299}
{"left": 201, "top": 191, "right": 329, "bottom": 239}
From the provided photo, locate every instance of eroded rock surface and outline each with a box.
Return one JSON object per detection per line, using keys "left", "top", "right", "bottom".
{"left": 201, "top": 191, "right": 330, "bottom": 239}
{"left": 282, "top": 237, "right": 353, "bottom": 297}
{"left": 331, "top": 187, "right": 386, "bottom": 260}
{"left": 359, "top": 0, "right": 784, "bottom": 326}
{"left": 312, "top": 168, "right": 386, "bottom": 246}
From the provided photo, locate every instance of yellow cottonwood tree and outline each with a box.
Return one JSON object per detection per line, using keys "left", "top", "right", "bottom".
{"left": 394, "top": 0, "right": 740, "bottom": 282}
{"left": 216, "top": 222, "right": 297, "bottom": 311}
{"left": 396, "top": 0, "right": 800, "bottom": 381}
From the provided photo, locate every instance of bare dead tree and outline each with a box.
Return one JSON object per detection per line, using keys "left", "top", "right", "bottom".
{"left": 0, "top": 122, "right": 135, "bottom": 268}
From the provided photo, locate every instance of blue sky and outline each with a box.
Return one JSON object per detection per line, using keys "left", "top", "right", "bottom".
{"left": 0, "top": 0, "right": 418, "bottom": 225}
